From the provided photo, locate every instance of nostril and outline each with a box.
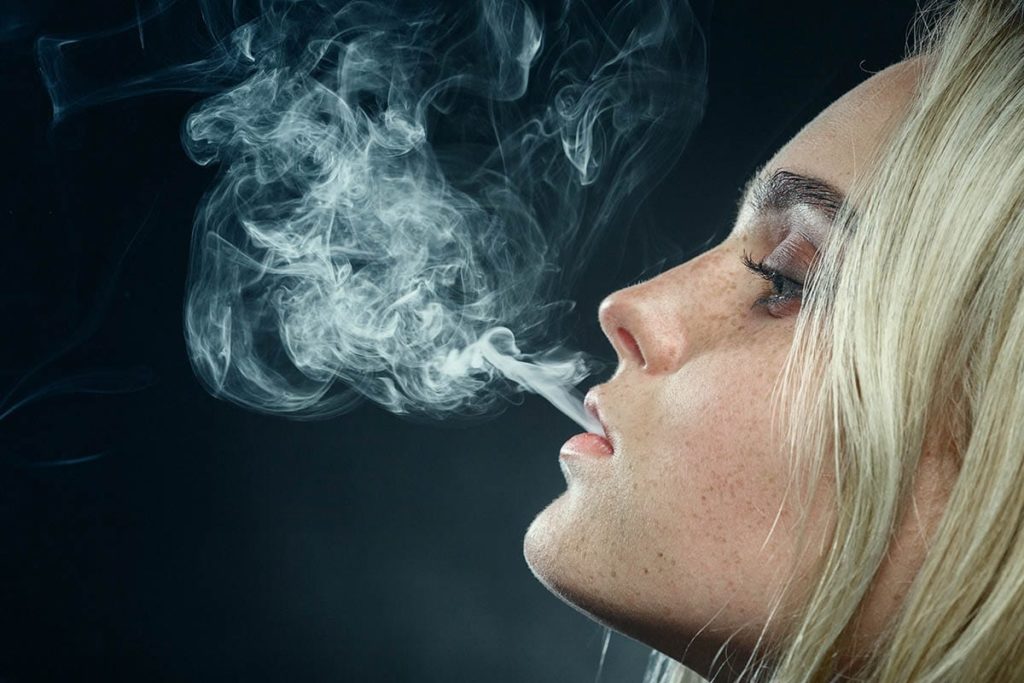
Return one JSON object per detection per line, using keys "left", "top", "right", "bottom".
{"left": 616, "top": 327, "right": 645, "bottom": 367}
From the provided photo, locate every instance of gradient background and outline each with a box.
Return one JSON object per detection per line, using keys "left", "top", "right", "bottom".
{"left": 0, "top": 1, "right": 917, "bottom": 681}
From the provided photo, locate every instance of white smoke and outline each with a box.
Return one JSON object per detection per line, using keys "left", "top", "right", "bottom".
{"left": 37, "top": 0, "right": 707, "bottom": 430}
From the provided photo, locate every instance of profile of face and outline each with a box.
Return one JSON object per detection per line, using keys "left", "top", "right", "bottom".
{"left": 524, "top": 57, "right": 959, "bottom": 678}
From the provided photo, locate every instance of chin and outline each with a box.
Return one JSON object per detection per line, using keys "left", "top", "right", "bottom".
{"left": 523, "top": 495, "right": 563, "bottom": 578}
{"left": 523, "top": 493, "right": 613, "bottom": 621}
{"left": 523, "top": 493, "right": 584, "bottom": 600}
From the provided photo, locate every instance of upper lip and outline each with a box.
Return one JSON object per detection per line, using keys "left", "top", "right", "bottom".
{"left": 584, "top": 387, "right": 612, "bottom": 441}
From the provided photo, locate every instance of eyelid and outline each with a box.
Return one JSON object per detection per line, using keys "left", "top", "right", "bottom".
{"left": 741, "top": 251, "right": 801, "bottom": 283}
{"left": 741, "top": 250, "right": 803, "bottom": 314}
{"left": 777, "top": 227, "right": 823, "bottom": 273}
{"left": 748, "top": 225, "right": 818, "bottom": 279}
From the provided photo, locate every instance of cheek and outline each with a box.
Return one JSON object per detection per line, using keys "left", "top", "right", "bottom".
{"left": 649, "top": 352, "right": 784, "bottom": 502}
{"left": 624, "top": 350, "right": 799, "bottom": 593}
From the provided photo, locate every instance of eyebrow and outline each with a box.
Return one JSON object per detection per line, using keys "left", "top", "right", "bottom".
{"left": 738, "top": 167, "right": 851, "bottom": 224}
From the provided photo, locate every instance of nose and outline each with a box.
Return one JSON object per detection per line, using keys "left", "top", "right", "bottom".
{"left": 598, "top": 272, "right": 688, "bottom": 375}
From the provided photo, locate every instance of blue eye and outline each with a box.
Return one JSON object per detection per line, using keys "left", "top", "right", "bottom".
{"left": 741, "top": 251, "right": 803, "bottom": 313}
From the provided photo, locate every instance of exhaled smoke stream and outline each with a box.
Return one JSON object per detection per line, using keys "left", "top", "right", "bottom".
{"left": 38, "top": 0, "right": 706, "bottom": 431}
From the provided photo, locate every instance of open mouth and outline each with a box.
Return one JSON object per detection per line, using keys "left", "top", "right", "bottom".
{"left": 558, "top": 388, "right": 615, "bottom": 456}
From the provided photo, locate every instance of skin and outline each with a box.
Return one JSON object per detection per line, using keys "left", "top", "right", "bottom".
{"left": 523, "top": 57, "right": 961, "bottom": 680}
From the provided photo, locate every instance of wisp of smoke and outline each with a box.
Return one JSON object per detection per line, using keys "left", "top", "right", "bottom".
{"left": 37, "top": 0, "right": 707, "bottom": 431}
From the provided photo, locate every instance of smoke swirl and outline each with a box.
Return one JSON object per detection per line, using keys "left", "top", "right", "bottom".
{"left": 38, "top": 0, "right": 707, "bottom": 426}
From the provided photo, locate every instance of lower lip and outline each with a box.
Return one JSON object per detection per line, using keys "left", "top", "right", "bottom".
{"left": 560, "top": 432, "right": 614, "bottom": 457}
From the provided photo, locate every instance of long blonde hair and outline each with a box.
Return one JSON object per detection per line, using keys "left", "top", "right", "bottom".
{"left": 647, "top": 1, "right": 1024, "bottom": 680}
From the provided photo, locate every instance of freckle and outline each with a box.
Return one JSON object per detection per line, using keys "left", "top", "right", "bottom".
{"left": 657, "top": 551, "right": 664, "bottom": 558}
{"left": 611, "top": 570, "right": 617, "bottom": 578}
{"left": 643, "top": 567, "right": 649, "bottom": 575}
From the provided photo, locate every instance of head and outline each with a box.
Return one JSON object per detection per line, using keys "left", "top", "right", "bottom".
{"left": 524, "top": 2, "right": 1024, "bottom": 681}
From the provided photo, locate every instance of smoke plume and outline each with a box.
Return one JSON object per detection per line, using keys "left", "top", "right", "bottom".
{"left": 37, "top": 0, "right": 707, "bottom": 428}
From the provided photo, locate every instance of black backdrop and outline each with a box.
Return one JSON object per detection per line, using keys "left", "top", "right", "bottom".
{"left": 1, "top": 1, "right": 918, "bottom": 681}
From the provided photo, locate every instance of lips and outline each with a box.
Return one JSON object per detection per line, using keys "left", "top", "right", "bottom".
{"left": 561, "top": 432, "right": 614, "bottom": 457}
{"left": 583, "top": 388, "right": 611, "bottom": 440}
{"left": 560, "top": 389, "right": 615, "bottom": 458}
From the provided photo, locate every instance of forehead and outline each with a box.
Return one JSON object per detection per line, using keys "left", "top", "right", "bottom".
{"left": 757, "top": 57, "right": 923, "bottom": 204}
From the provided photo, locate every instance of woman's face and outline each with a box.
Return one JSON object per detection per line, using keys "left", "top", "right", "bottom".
{"left": 523, "top": 58, "right": 958, "bottom": 677}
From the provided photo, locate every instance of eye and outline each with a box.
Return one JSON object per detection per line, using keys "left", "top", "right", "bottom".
{"left": 741, "top": 250, "right": 803, "bottom": 314}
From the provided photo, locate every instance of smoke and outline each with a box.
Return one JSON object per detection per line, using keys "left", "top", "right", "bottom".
{"left": 37, "top": 0, "right": 707, "bottom": 429}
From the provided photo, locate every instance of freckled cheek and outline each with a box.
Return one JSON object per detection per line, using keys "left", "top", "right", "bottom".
{"left": 634, "top": 375, "right": 784, "bottom": 548}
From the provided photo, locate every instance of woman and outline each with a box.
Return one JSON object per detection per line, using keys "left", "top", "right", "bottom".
{"left": 525, "top": 1, "right": 1024, "bottom": 680}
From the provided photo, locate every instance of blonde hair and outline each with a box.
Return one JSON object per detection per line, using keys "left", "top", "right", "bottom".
{"left": 646, "top": 1, "right": 1024, "bottom": 680}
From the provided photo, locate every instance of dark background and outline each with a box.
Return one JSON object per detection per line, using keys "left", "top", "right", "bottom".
{"left": 0, "top": 1, "right": 918, "bottom": 681}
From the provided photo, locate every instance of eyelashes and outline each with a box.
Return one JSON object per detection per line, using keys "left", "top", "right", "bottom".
{"left": 741, "top": 250, "right": 803, "bottom": 313}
